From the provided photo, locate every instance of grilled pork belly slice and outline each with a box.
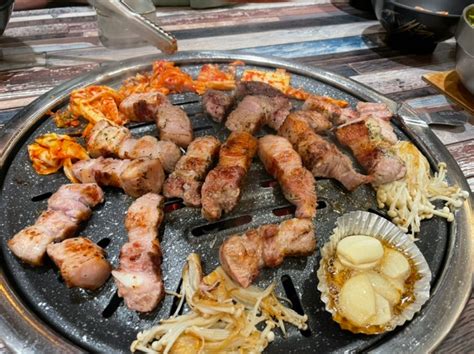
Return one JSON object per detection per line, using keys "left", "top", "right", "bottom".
{"left": 202, "top": 89, "right": 234, "bottom": 122}
{"left": 220, "top": 218, "right": 316, "bottom": 288}
{"left": 72, "top": 157, "right": 165, "bottom": 197}
{"left": 234, "top": 81, "right": 285, "bottom": 100}
{"left": 163, "top": 136, "right": 221, "bottom": 207}
{"left": 87, "top": 119, "right": 181, "bottom": 173}
{"left": 201, "top": 132, "right": 257, "bottom": 221}
{"left": 335, "top": 119, "right": 406, "bottom": 185}
{"left": 156, "top": 104, "right": 193, "bottom": 148}
{"left": 303, "top": 96, "right": 361, "bottom": 126}
{"left": 279, "top": 114, "right": 371, "bottom": 191}
{"left": 288, "top": 111, "right": 332, "bottom": 134}
{"left": 119, "top": 91, "right": 169, "bottom": 122}
{"left": 258, "top": 135, "right": 317, "bottom": 218}
{"left": 47, "top": 237, "right": 111, "bottom": 290}
{"left": 225, "top": 95, "right": 291, "bottom": 134}
{"left": 112, "top": 193, "right": 165, "bottom": 312}
{"left": 357, "top": 102, "right": 393, "bottom": 121}
{"left": 8, "top": 184, "right": 104, "bottom": 266}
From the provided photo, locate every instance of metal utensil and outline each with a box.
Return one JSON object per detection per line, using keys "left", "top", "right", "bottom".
{"left": 90, "top": 0, "right": 177, "bottom": 53}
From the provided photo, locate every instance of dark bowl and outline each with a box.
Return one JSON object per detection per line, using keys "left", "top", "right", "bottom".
{"left": 372, "top": 0, "right": 473, "bottom": 53}
{"left": 0, "top": 0, "right": 14, "bottom": 36}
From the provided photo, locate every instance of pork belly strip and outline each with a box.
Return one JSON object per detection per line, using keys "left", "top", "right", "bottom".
{"left": 202, "top": 89, "right": 234, "bottom": 123}
{"left": 258, "top": 135, "right": 317, "bottom": 218}
{"left": 8, "top": 184, "right": 104, "bottom": 266}
{"left": 47, "top": 237, "right": 111, "bottom": 290}
{"left": 163, "top": 136, "right": 221, "bottom": 207}
{"left": 112, "top": 193, "right": 165, "bottom": 312}
{"left": 278, "top": 114, "right": 371, "bottom": 191}
{"left": 225, "top": 95, "right": 291, "bottom": 134}
{"left": 72, "top": 157, "right": 165, "bottom": 198}
{"left": 288, "top": 111, "right": 332, "bottom": 134}
{"left": 234, "top": 81, "right": 285, "bottom": 100}
{"left": 201, "top": 131, "right": 257, "bottom": 221}
{"left": 156, "top": 104, "right": 193, "bottom": 148}
{"left": 303, "top": 95, "right": 360, "bottom": 126}
{"left": 119, "top": 91, "right": 169, "bottom": 122}
{"left": 87, "top": 119, "right": 181, "bottom": 173}
{"left": 335, "top": 119, "right": 406, "bottom": 185}
{"left": 357, "top": 101, "right": 393, "bottom": 121}
{"left": 220, "top": 218, "right": 316, "bottom": 288}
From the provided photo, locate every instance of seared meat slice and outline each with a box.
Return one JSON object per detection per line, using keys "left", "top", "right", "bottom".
{"left": 72, "top": 157, "right": 165, "bottom": 197}
{"left": 8, "top": 184, "right": 104, "bottom": 266}
{"left": 201, "top": 132, "right": 257, "bottom": 221}
{"left": 226, "top": 95, "right": 291, "bottom": 134}
{"left": 279, "top": 114, "right": 371, "bottom": 191}
{"left": 47, "top": 237, "right": 111, "bottom": 290}
{"left": 163, "top": 136, "right": 221, "bottom": 207}
{"left": 202, "top": 90, "right": 234, "bottom": 122}
{"left": 258, "top": 135, "right": 317, "bottom": 218}
{"left": 303, "top": 95, "right": 343, "bottom": 124}
{"left": 119, "top": 91, "right": 169, "bottom": 122}
{"left": 119, "top": 137, "right": 181, "bottom": 173}
{"left": 87, "top": 120, "right": 131, "bottom": 158}
{"left": 87, "top": 119, "right": 181, "bottom": 173}
{"left": 112, "top": 193, "right": 165, "bottom": 312}
{"left": 357, "top": 102, "right": 393, "bottom": 121}
{"left": 335, "top": 119, "right": 406, "bottom": 185}
{"left": 220, "top": 218, "right": 316, "bottom": 288}
{"left": 234, "top": 81, "right": 285, "bottom": 100}
{"left": 156, "top": 104, "right": 193, "bottom": 148}
{"left": 288, "top": 111, "right": 332, "bottom": 134}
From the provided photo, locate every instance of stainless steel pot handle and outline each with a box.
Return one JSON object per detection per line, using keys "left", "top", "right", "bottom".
{"left": 96, "top": 0, "right": 178, "bottom": 54}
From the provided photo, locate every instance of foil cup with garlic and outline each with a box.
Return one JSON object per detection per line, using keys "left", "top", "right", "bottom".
{"left": 317, "top": 211, "right": 431, "bottom": 335}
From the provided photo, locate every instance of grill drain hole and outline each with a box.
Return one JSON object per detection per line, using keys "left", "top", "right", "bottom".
{"left": 97, "top": 238, "right": 111, "bottom": 248}
{"left": 317, "top": 200, "right": 327, "bottom": 209}
{"left": 191, "top": 215, "right": 252, "bottom": 237}
{"left": 164, "top": 200, "right": 185, "bottom": 213}
{"left": 102, "top": 291, "right": 123, "bottom": 318}
{"left": 31, "top": 191, "right": 52, "bottom": 202}
{"left": 260, "top": 179, "right": 278, "bottom": 188}
{"left": 281, "top": 274, "right": 311, "bottom": 337}
{"left": 169, "top": 278, "right": 184, "bottom": 317}
{"left": 193, "top": 125, "right": 213, "bottom": 132}
{"left": 272, "top": 205, "right": 296, "bottom": 217}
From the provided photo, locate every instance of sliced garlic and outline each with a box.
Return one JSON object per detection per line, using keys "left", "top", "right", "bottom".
{"left": 387, "top": 277, "right": 405, "bottom": 293}
{"left": 339, "top": 273, "right": 376, "bottom": 326}
{"left": 365, "top": 271, "right": 401, "bottom": 305}
{"left": 370, "top": 293, "right": 392, "bottom": 326}
{"left": 337, "top": 235, "right": 384, "bottom": 270}
{"left": 380, "top": 248, "right": 411, "bottom": 281}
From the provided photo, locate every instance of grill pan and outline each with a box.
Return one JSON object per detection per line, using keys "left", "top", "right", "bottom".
{"left": 0, "top": 52, "right": 472, "bottom": 353}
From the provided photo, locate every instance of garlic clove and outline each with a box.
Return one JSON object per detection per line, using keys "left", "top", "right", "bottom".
{"left": 365, "top": 271, "right": 401, "bottom": 305}
{"left": 339, "top": 273, "right": 376, "bottom": 326}
{"left": 337, "top": 235, "right": 384, "bottom": 270}
{"left": 380, "top": 248, "right": 411, "bottom": 281}
{"left": 370, "top": 293, "right": 392, "bottom": 326}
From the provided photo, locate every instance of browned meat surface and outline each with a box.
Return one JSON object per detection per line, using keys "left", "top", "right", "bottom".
{"left": 119, "top": 91, "right": 169, "bottom": 122}
{"left": 357, "top": 102, "right": 393, "bottom": 121}
{"left": 288, "top": 111, "right": 332, "bottom": 134}
{"left": 72, "top": 157, "right": 165, "bottom": 197}
{"left": 47, "top": 237, "right": 111, "bottom": 290}
{"left": 156, "top": 104, "right": 193, "bottom": 148}
{"left": 258, "top": 135, "right": 317, "bottom": 218}
{"left": 303, "top": 95, "right": 343, "bottom": 124}
{"left": 279, "top": 114, "right": 371, "bottom": 191}
{"left": 112, "top": 193, "right": 165, "bottom": 312}
{"left": 202, "top": 90, "right": 234, "bottom": 122}
{"left": 220, "top": 218, "right": 316, "bottom": 288}
{"left": 225, "top": 95, "right": 291, "bottom": 134}
{"left": 335, "top": 119, "right": 406, "bottom": 185}
{"left": 234, "top": 81, "right": 285, "bottom": 100}
{"left": 8, "top": 184, "right": 104, "bottom": 266}
{"left": 201, "top": 132, "right": 257, "bottom": 221}
{"left": 87, "top": 119, "right": 181, "bottom": 173}
{"left": 163, "top": 136, "right": 221, "bottom": 207}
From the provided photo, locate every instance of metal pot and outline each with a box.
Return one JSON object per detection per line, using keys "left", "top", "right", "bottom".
{"left": 455, "top": 4, "right": 474, "bottom": 94}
